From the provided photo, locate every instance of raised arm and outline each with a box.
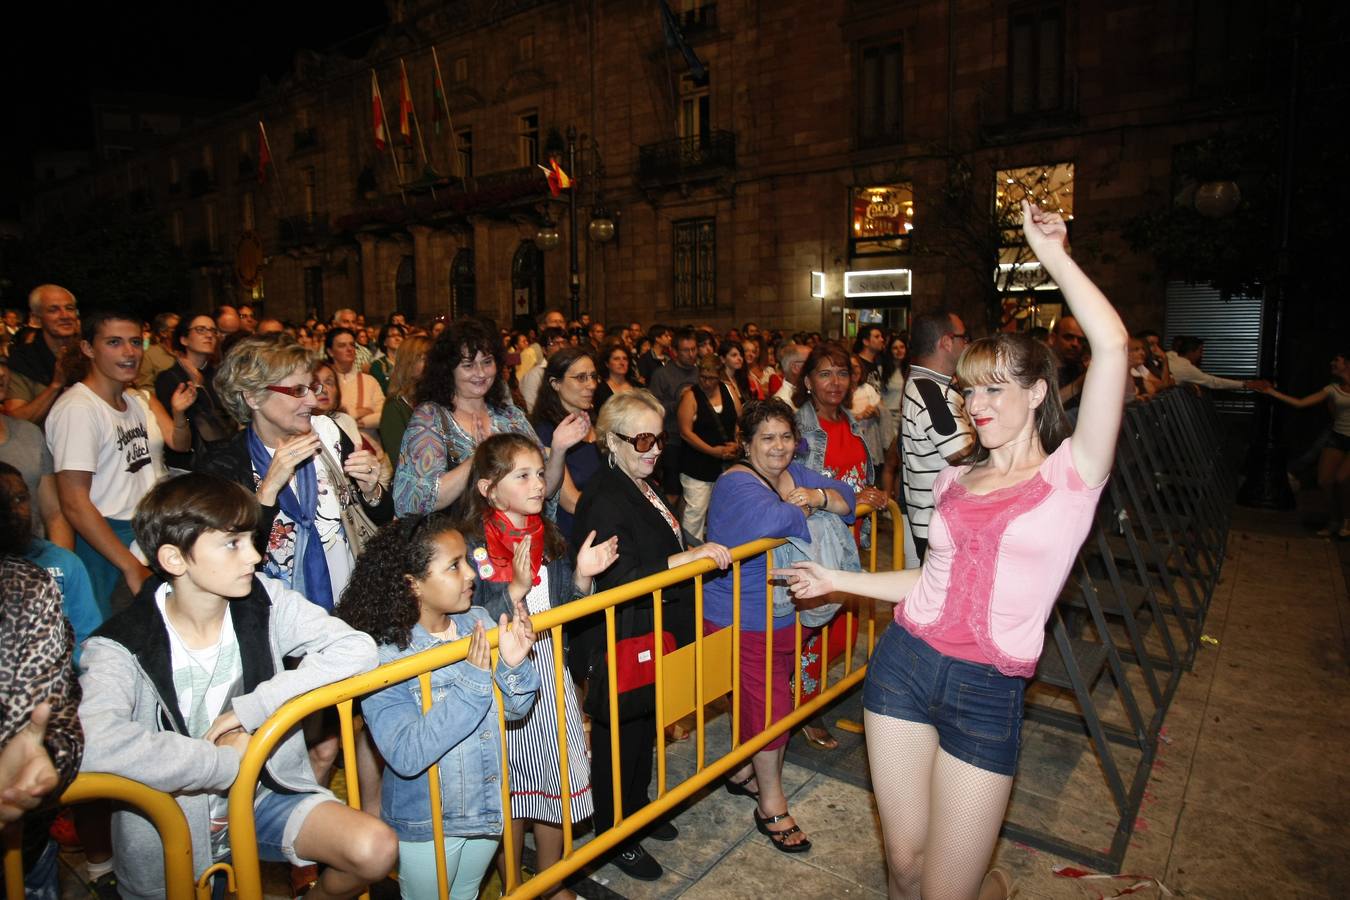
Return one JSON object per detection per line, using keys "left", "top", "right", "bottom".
{"left": 1022, "top": 201, "right": 1127, "bottom": 486}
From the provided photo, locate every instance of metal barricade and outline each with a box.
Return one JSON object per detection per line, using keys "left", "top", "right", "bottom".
{"left": 2, "top": 774, "right": 195, "bottom": 900}
{"left": 220, "top": 500, "right": 902, "bottom": 900}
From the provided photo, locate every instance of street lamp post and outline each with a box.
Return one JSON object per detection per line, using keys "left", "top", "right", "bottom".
{"left": 567, "top": 126, "right": 580, "bottom": 322}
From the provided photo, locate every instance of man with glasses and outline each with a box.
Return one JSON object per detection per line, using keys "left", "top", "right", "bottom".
{"left": 901, "top": 311, "right": 974, "bottom": 561}
{"left": 3, "top": 284, "right": 81, "bottom": 425}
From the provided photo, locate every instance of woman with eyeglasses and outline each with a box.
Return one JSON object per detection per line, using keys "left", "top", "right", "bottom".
{"left": 154, "top": 315, "right": 236, "bottom": 472}
{"left": 393, "top": 318, "right": 589, "bottom": 517}
{"left": 205, "top": 335, "right": 393, "bottom": 608}
{"left": 570, "top": 390, "right": 733, "bottom": 883}
{"left": 529, "top": 346, "right": 601, "bottom": 542}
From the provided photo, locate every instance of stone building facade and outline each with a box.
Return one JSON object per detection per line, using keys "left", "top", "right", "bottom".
{"left": 28, "top": 0, "right": 1275, "bottom": 336}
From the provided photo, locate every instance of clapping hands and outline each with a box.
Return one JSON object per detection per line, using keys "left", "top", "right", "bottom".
{"left": 497, "top": 598, "right": 537, "bottom": 668}
{"left": 575, "top": 530, "right": 619, "bottom": 579}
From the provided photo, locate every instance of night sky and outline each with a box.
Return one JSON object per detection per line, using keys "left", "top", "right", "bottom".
{"left": 0, "top": 0, "right": 387, "bottom": 218}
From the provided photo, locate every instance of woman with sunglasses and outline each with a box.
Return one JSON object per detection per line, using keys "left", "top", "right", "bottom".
{"left": 205, "top": 334, "right": 393, "bottom": 609}
{"left": 570, "top": 390, "right": 732, "bottom": 883}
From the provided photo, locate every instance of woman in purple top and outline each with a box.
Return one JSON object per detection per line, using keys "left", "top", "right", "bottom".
{"left": 779, "top": 202, "right": 1128, "bottom": 900}
{"left": 703, "top": 399, "right": 854, "bottom": 854}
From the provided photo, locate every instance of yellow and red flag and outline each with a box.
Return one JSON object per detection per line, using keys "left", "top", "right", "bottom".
{"left": 540, "top": 157, "right": 572, "bottom": 197}
{"left": 398, "top": 64, "right": 414, "bottom": 146}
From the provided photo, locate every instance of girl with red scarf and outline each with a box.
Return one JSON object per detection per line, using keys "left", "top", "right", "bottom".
{"left": 457, "top": 433, "right": 617, "bottom": 900}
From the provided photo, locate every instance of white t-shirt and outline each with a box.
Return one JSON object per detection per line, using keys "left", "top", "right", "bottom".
{"left": 46, "top": 382, "right": 165, "bottom": 520}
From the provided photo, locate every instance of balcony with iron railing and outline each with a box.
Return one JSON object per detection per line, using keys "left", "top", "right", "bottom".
{"left": 638, "top": 130, "right": 736, "bottom": 188}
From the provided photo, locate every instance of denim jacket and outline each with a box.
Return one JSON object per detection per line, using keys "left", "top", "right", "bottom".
{"left": 361, "top": 608, "right": 540, "bottom": 841}
{"left": 795, "top": 401, "right": 875, "bottom": 487}
{"left": 771, "top": 511, "right": 863, "bottom": 625}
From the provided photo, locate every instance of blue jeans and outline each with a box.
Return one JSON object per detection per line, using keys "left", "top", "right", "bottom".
{"left": 863, "top": 625, "right": 1026, "bottom": 776}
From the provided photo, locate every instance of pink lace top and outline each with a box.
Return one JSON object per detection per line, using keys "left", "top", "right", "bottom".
{"left": 896, "top": 438, "right": 1106, "bottom": 677}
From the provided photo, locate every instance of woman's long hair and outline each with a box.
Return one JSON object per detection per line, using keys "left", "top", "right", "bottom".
{"left": 718, "top": 339, "right": 750, "bottom": 400}
{"left": 388, "top": 335, "right": 432, "bottom": 401}
{"left": 530, "top": 346, "right": 594, "bottom": 430}
{"left": 454, "top": 433, "right": 568, "bottom": 563}
{"left": 953, "top": 333, "right": 1070, "bottom": 465}
{"left": 415, "top": 317, "right": 509, "bottom": 411}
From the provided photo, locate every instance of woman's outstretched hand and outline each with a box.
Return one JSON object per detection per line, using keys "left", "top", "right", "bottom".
{"left": 1022, "top": 200, "right": 1068, "bottom": 258}
{"left": 575, "top": 530, "right": 619, "bottom": 579}
{"left": 551, "top": 411, "right": 591, "bottom": 453}
{"left": 771, "top": 561, "right": 835, "bottom": 600}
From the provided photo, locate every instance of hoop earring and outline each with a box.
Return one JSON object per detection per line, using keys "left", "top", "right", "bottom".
{"left": 607, "top": 454, "right": 616, "bottom": 469}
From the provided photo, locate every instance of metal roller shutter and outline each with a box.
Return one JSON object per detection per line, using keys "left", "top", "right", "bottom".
{"left": 1163, "top": 281, "right": 1264, "bottom": 378}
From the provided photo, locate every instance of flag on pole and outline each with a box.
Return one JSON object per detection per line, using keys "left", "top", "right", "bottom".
{"left": 540, "top": 158, "right": 572, "bottom": 197}
{"left": 371, "top": 71, "right": 388, "bottom": 151}
{"left": 398, "top": 63, "right": 414, "bottom": 146}
{"left": 432, "top": 63, "right": 446, "bottom": 136}
{"left": 257, "top": 122, "right": 272, "bottom": 184}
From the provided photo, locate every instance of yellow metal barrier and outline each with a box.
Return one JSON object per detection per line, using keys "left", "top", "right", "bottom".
{"left": 220, "top": 500, "right": 904, "bottom": 900}
{"left": 2, "top": 773, "right": 195, "bottom": 900}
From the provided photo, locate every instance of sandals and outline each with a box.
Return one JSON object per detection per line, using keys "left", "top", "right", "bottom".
{"left": 725, "top": 771, "right": 759, "bottom": 800}
{"left": 754, "top": 808, "right": 811, "bottom": 853}
{"left": 802, "top": 725, "right": 839, "bottom": 750}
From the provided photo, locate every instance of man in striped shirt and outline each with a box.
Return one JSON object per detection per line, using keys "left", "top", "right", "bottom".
{"left": 901, "top": 311, "right": 974, "bottom": 560}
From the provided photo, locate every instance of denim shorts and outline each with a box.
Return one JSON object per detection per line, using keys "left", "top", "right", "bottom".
{"left": 252, "top": 787, "right": 335, "bottom": 866}
{"left": 863, "top": 624, "right": 1026, "bottom": 776}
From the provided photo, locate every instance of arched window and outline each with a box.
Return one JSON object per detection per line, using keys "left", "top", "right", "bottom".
{"left": 451, "top": 248, "right": 476, "bottom": 318}
{"left": 511, "top": 241, "right": 545, "bottom": 325}
{"left": 395, "top": 256, "right": 416, "bottom": 321}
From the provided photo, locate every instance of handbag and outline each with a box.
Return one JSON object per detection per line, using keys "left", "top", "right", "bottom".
{"left": 611, "top": 630, "right": 677, "bottom": 692}
{"left": 584, "top": 597, "right": 677, "bottom": 723}
{"left": 315, "top": 433, "right": 380, "bottom": 557}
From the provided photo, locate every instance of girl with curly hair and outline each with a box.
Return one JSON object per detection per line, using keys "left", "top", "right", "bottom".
{"left": 339, "top": 514, "right": 540, "bottom": 900}
{"left": 457, "top": 433, "right": 618, "bottom": 900}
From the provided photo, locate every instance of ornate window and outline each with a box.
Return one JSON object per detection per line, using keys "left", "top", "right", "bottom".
{"left": 673, "top": 218, "right": 716, "bottom": 310}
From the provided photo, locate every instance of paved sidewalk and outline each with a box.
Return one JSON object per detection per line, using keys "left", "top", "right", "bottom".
{"left": 576, "top": 507, "right": 1349, "bottom": 899}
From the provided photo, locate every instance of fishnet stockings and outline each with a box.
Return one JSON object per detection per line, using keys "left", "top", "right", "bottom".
{"left": 864, "top": 711, "right": 1014, "bottom": 900}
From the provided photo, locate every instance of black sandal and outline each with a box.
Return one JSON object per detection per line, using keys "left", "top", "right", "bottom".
{"left": 753, "top": 808, "right": 812, "bottom": 853}
{"left": 725, "top": 771, "right": 759, "bottom": 800}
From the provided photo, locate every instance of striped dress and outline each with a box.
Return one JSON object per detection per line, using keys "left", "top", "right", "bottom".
{"left": 506, "top": 568, "right": 594, "bottom": 823}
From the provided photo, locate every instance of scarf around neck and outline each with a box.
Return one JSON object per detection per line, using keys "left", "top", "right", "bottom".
{"left": 246, "top": 426, "right": 335, "bottom": 610}
{"left": 481, "top": 509, "right": 545, "bottom": 585}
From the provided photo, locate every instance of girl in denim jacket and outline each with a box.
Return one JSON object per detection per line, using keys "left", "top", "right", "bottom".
{"left": 340, "top": 515, "right": 540, "bottom": 900}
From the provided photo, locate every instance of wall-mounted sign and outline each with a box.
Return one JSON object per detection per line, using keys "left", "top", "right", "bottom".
{"left": 995, "top": 261, "right": 1058, "bottom": 292}
{"left": 844, "top": 268, "right": 911, "bottom": 298}
{"left": 850, "top": 183, "right": 914, "bottom": 257}
{"left": 811, "top": 271, "right": 826, "bottom": 298}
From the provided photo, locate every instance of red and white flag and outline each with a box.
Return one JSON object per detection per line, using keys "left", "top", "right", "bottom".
{"left": 371, "top": 71, "right": 388, "bottom": 151}
{"left": 256, "top": 122, "right": 272, "bottom": 184}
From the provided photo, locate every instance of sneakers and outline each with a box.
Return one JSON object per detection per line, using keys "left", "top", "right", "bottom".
{"left": 613, "top": 843, "right": 663, "bottom": 881}
{"left": 87, "top": 872, "right": 121, "bottom": 900}
{"left": 647, "top": 819, "right": 679, "bottom": 841}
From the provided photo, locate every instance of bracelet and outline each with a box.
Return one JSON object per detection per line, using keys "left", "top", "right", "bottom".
{"left": 817, "top": 488, "right": 827, "bottom": 509}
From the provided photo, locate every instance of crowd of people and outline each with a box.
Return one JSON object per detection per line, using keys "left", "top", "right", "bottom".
{"left": 2, "top": 200, "right": 1329, "bottom": 900}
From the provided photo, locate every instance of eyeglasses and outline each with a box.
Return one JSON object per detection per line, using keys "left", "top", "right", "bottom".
{"left": 264, "top": 381, "right": 326, "bottom": 398}
{"left": 614, "top": 431, "right": 667, "bottom": 453}
{"left": 567, "top": 371, "right": 600, "bottom": 384}
{"left": 190, "top": 325, "right": 220, "bottom": 336}
{"left": 949, "top": 332, "right": 969, "bottom": 343}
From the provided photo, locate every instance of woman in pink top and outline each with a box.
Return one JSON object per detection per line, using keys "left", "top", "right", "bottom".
{"left": 778, "top": 201, "right": 1128, "bottom": 900}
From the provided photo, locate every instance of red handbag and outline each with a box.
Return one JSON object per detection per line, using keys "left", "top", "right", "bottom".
{"left": 610, "top": 630, "right": 677, "bottom": 692}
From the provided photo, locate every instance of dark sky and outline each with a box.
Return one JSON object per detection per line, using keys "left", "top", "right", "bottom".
{"left": 0, "top": 0, "right": 387, "bottom": 217}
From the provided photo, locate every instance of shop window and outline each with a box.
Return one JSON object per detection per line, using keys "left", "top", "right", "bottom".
{"left": 857, "top": 40, "right": 903, "bottom": 147}
{"left": 1009, "top": 3, "right": 1065, "bottom": 116}
{"left": 673, "top": 218, "right": 716, "bottom": 310}
{"left": 849, "top": 183, "right": 913, "bottom": 257}
{"left": 994, "top": 162, "right": 1073, "bottom": 293}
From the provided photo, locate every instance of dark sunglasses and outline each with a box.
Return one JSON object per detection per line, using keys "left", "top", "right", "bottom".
{"left": 264, "top": 381, "right": 326, "bottom": 398}
{"left": 615, "top": 431, "right": 667, "bottom": 453}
